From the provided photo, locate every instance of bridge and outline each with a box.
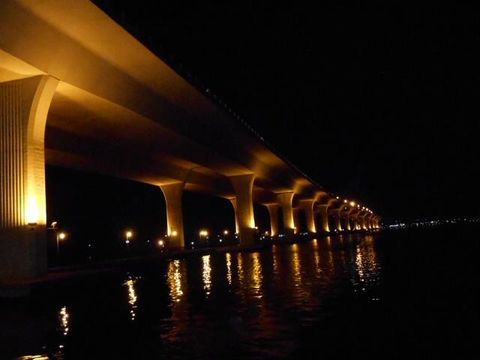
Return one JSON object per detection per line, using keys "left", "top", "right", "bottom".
{"left": 0, "top": 0, "right": 380, "bottom": 284}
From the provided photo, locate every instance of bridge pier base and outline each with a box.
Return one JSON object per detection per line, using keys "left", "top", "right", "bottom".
{"left": 277, "top": 192, "right": 295, "bottom": 238}
{"left": 332, "top": 209, "right": 343, "bottom": 232}
{"left": 0, "top": 76, "right": 57, "bottom": 289}
{"left": 299, "top": 200, "right": 316, "bottom": 235}
{"left": 265, "top": 204, "right": 280, "bottom": 237}
{"left": 229, "top": 174, "right": 256, "bottom": 246}
{"left": 160, "top": 183, "right": 185, "bottom": 249}
{"left": 318, "top": 205, "right": 330, "bottom": 233}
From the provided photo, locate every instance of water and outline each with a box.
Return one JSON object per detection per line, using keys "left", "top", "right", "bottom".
{"left": 1, "top": 225, "right": 477, "bottom": 359}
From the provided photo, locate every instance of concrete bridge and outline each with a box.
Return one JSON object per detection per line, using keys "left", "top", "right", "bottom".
{"left": 0, "top": 0, "right": 380, "bottom": 284}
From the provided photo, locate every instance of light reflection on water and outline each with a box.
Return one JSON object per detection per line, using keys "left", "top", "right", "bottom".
{"left": 7, "top": 234, "right": 384, "bottom": 359}
{"left": 167, "top": 259, "right": 184, "bottom": 303}
{"left": 201, "top": 254, "right": 212, "bottom": 297}
{"left": 123, "top": 276, "right": 138, "bottom": 321}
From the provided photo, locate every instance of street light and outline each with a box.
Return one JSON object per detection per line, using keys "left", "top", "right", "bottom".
{"left": 125, "top": 230, "right": 133, "bottom": 245}
{"left": 56, "top": 231, "right": 67, "bottom": 255}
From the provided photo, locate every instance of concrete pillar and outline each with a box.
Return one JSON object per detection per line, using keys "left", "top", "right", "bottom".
{"left": 265, "top": 203, "right": 280, "bottom": 236}
{"left": 277, "top": 192, "right": 295, "bottom": 237}
{"left": 331, "top": 209, "right": 343, "bottom": 232}
{"left": 0, "top": 75, "right": 58, "bottom": 284}
{"left": 160, "top": 182, "right": 185, "bottom": 249}
{"left": 299, "top": 199, "right": 316, "bottom": 234}
{"left": 342, "top": 211, "right": 351, "bottom": 231}
{"left": 293, "top": 208, "right": 301, "bottom": 234}
{"left": 229, "top": 174, "right": 256, "bottom": 246}
{"left": 350, "top": 212, "right": 359, "bottom": 230}
{"left": 366, "top": 214, "right": 373, "bottom": 230}
{"left": 358, "top": 214, "right": 366, "bottom": 230}
{"left": 317, "top": 204, "right": 330, "bottom": 233}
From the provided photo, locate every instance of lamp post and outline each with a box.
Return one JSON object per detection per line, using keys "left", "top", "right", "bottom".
{"left": 125, "top": 230, "right": 133, "bottom": 245}
{"left": 56, "top": 231, "right": 67, "bottom": 255}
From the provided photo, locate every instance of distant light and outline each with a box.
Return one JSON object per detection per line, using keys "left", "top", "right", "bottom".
{"left": 171, "top": 230, "right": 178, "bottom": 237}
{"left": 58, "top": 232, "right": 66, "bottom": 240}
{"left": 336, "top": 196, "right": 339, "bottom": 199}
{"left": 125, "top": 240, "right": 130, "bottom": 244}
{"left": 199, "top": 230, "right": 208, "bottom": 237}
{"left": 344, "top": 200, "right": 348, "bottom": 203}
{"left": 223, "top": 230, "right": 229, "bottom": 235}
{"left": 350, "top": 201, "right": 355, "bottom": 207}
{"left": 158, "top": 239, "right": 165, "bottom": 247}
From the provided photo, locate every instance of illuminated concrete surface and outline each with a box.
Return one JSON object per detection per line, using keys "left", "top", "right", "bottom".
{"left": 0, "top": 0, "right": 380, "bottom": 284}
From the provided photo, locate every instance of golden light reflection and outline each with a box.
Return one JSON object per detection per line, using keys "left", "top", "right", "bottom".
{"left": 291, "top": 244, "right": 301, "bottom": 285}
{"left": 202, "top": 255, "right": 212, "bottom": 296}
{"left": 167, "top": 260, "right": 183, "bottom": 302}
{"left": 311, "top": 239, "right": 321, "bottom": 275}
{"left": 124, "top": 277, "right": 138, "bottom": 321}
{"left": 59, "top": 306, "right": 70, "bottom": 336}
{"left": 250, "top": 252, "right": 263, "bottom": 298}
{"left": 351, "top": 238, "right": 380, "bottom": 294}
{"left": 272, "top": 245, "right": 278, "bottom": 276}
{"left": 226, "top": 253, "right": 232, "bottom": 285}
{"left": 326, "top": 236, "right": 332, "bottom": 247}
{"left": 237, "top": 253, "right": 244, "bottom": 285}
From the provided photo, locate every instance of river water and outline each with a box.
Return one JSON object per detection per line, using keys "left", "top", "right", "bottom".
{"left": 1, "top": 225, "right": 477, "bottom": 359}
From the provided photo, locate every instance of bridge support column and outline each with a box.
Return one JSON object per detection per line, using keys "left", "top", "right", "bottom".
{"left": 0, "top": 76, "right": 58, "bottom": 286}
{"left": 265, "top": 204, "right": 280, "bottom": 237}
{"left": 277, "top": 192, "right": 295, "bottom": 238}
{"left": 229, "top": 174, "right": 256, "bottom": 246}
{"left": 318, "top": 205, "right": 330, "bottom": 233}
{"left": 160, "top": 183, "right": 185, "bottom": 249}
{"left": 350, "top": 213, "right": 359, "bottom": 230}
{"left": 331, "top": 209, "right": 343, "bottom": 232}
{"left": 366, "top": 214, "right": 373, "bottom": 230}
{"left": 293, "top": 208, "right": 301, "bottom": 234}
{"left": 343, "top": 212, "right": 352, "bottom": 231}
{"left": 299, "top": 200, "right": 316, "bottom": 234}
{"left": 359, "top": 215, "right": 367, "bottom": 230}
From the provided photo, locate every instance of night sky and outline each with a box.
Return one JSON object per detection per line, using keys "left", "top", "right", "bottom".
{"left": 88, "top": 1, "right": 478, "bottom": 222}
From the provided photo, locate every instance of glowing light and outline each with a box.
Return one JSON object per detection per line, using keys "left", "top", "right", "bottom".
{"left": 223, "top": 230, "right": 229, "bottom": 235}
{"left": 58, "top": 232, "right": 66, "bottom": 240}
{"left": 350, "top": 201, "right": 356, "bottom": 207}
{"left": 158, "top": 239, "right": 165, "bottom": 247}
{"left": 336, "top": 196, "right": 340, "bottom": 199}
{"left": 171, "top": 230, "right": 178, "bottom": 237}
{"left": 25, "top": 196, "right": 39, "bottom": 224}
{"left": 199, "top": 230, "right": 208, "bottom": 237}
{"left": 344, "top": 199, "right": 348, "bottom": 203}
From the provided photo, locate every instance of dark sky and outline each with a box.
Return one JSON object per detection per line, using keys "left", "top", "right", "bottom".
{"left": 92, "top": 1, "right": 478, "bottom": 222}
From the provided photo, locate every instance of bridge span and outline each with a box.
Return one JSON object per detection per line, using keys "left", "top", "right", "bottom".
{"left": 0, "top": 0, "right": 380, "bottom": 283}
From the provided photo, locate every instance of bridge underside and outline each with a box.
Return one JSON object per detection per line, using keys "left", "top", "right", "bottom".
{"left": 0, "top": 1, "right": 379, "bottom": 288}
